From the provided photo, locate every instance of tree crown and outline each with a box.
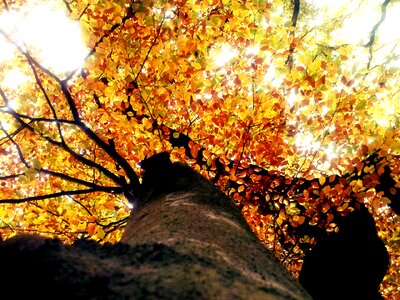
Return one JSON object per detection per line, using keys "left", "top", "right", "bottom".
{"left": 0, "top": 0, "right": 399, "bottom": 297}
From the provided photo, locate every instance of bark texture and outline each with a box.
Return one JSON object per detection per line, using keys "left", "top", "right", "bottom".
{"left": 121, "top": 153, "right": 311, "bottom": 299}
{"left": 0, "top": 153, "right": 311, "bottom": 299}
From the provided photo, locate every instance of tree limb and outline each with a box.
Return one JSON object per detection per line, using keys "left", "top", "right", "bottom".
{"left": 0, "top": 186, "right": 124, "bottom": 204}
{"left": 286, "top": 0, "right": 300, "bottom": 68}
{"left": 365, "top": 0, "right": 391, "bottom": 69}
{"left": 0, "top": 87, "right": 124, "bottom": 186}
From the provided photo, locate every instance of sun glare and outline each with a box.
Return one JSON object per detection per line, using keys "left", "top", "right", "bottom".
{"left": 335, "top": 2, "right": 381, "bottom": 45}
{"left": 212, "top": 44, "right": 238, "bottom": 67}
{"left": 1, "top": 69, "right": 29, "bottom": 90}
{"left": 152, "top": 7, "right": 175, "bottom": 20}
{"left": 312, "top": 0, "right": 400, "bottom": 57}
{"left": 0, "top": 34, "right": 15, "bottom": 63}
{"left": 371, "top": 96, "right": 396, "bottom": 127}
{"left": 0, "top": 1, "right": 87, "bottom": 77}
{"left": 311, "top": 0, "right": 358, "bottom": 15}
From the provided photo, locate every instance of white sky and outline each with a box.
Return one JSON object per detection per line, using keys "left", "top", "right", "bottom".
{"left": 312, "top": 0, "right": 400, "bottom": 46}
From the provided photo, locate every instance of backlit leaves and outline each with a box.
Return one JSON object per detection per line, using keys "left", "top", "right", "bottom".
{"left": 0, "top": 0, "right": 400, "bottom": 297}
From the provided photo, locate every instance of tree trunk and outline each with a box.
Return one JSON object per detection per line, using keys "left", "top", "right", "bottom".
{"left": 120, "top": 153, "right": 311, "bottom": 299}
{"left": 0, "top": 154, "right": 311, "bottom": 299}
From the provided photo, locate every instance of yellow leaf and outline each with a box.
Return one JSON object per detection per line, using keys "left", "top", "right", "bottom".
{"left": 192, "top": 62, "right": 203, "bottom": 70}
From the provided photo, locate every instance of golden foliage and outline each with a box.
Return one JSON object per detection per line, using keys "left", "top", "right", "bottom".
{"left": 0, "top": 0, "right": 399, "bottom": 297}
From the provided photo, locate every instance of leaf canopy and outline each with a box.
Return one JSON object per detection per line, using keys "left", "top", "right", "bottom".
{"left": 0, "top": 0, "right": 399, "bottom": 297}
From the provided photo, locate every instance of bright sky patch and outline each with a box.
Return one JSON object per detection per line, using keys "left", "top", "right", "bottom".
{"left": 0, "top": 1, "right": 87, "bottom": 78}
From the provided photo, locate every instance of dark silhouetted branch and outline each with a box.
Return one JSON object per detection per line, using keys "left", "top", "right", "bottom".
{"left": 0, "top": 186, "right": 125, "bottom": 204}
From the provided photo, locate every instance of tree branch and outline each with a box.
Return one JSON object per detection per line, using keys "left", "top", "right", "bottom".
{"left": 66, "top": 1, "right": 143, "bottom": 82}
{"left": 38, "top": 168, "right": 119, "bottom": 190}
{"left": 0, "top": 123, "right": 29, "bottom": 168}
{"left": 134, "top": 19, "right": 165, "bottom": 83}
{"left": 291, "top": 0, "right": 300, "bottom": 27}
{"left": 0, "top": 44, "right": 140, "bottom": 192}
{"left": 365, "top": 0, "right": 391, "bottom": 69}
{"left": 1, "top": 0, "right": 9, "bottom": 10}
{"left": 0, "top": 110, "right": 76, "bottom": 125}
{"left": 286, "top": 0, "right": 300, "bottom": 68}
{"left": 0, "top": 186, "right": 124, "bottom": 204}
{"left": 0, "top": 87, "right": 124, "bottom": 186}
{"left": 27, "top": 57, "right": 65, "bottom": 141}
{"left": 62, "top": 0, "right": 72, "bottom": 13}
{"left": 0, "top": 109, "right": 122, "bottom": 192}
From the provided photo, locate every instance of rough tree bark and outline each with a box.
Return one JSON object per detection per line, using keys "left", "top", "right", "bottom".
{"left": 0, "top": 153, "right": 311, "bottom": 299}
